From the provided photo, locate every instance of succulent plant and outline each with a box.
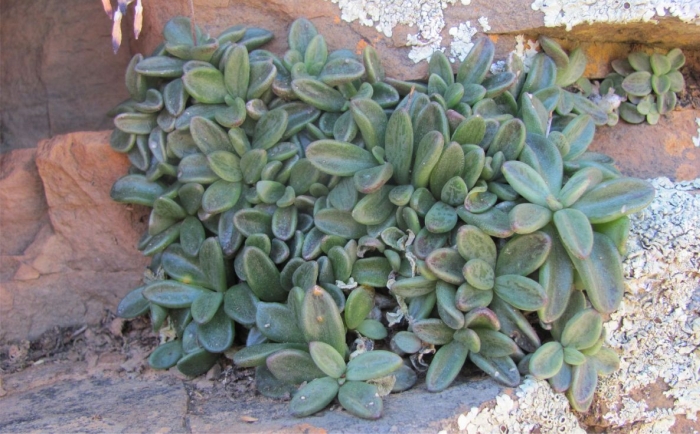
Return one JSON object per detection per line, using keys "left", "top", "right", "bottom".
{"left": 111, "top": 17, "right": 659, "bottom": 418}
{"left": 602, "top": 48, "right": 686, "bottom": 125}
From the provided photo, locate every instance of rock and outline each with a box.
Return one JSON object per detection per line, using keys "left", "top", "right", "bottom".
{"left": 590, "top": 108, "right": 700, "bottom": 181}
{"left": 0, "top": 149, "right": 49, "bottom": 256}
{"left": 132, "top": 0, "right": 700, "bottom": 81}
{"left": 0, "top": 0, "right": 132, "bottom": 153}
{"left": 0, "top": 132, "right": 149, "bottom": 342}
{"left": 35, "top": 131, "right": 149, "bottom": 273}
{"left": 0, "top": 362, "right": 188, "bottom": 434}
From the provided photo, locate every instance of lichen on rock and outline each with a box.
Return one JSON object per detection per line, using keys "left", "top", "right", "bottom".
{"left": 531, "top": 0, "right": 700, "bottom": 30}
{"left": 597, "top": 177, "right": 700, "bottom": 428}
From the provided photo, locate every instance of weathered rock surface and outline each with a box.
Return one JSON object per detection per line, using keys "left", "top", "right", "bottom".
{"left": 0, "top": 361, "right": 189, "bottom": 434}
{"left": 591, "top": 108, "right": 700, "bottom": 181}
{"left": 0, "top": 0, "right": 132, "bottom": 153}
{"left": 0, "top": 357, "right": 503, "bottom": 434}
{"left": 0, "top": 149, "right": 49, "bottom": 257}
{"left": 0, "top": 132, "right": 149, "bottom": 343}
{"left": 133, "top": 0, "right": 700, "bottom": 81}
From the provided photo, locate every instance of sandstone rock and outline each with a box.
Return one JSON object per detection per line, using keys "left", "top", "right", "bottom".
{"left": 0, "top": 0, "right": 132, "bottom": 153}
{"left": 591, "top": 108, "right": 700, "bottom": 181}
{"left": 0, "top": 132, "right": 149, "bottom": 342}
{"left": 35, "top": 131, "right": 149, "bottom": 273}
{"left": 0, "top": 149, "right": 48, "bottom": 256}
{"left": 132, "top": 0, "right": 700, "bottom": 82}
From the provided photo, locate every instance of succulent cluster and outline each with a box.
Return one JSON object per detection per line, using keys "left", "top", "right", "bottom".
{"left": 600, "top": 48, "right": 685, "bottom": 125}
{"left": 110, "top": 17, "right": 658, "bottom": 419}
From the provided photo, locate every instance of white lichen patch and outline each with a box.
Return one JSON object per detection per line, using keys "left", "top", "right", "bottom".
{"left": 513, "top": 35, "right": 540, "bottom": 72}
{"left": 327, "top": 0, "right": 492, "bottom": 63}
{"left": 450, "top": 177, "right": 700, "bottom": 432}
{"left": 478, "top": 16, "right": 491, "bottom": 32}
{"left": 692, "top": 118, "right": 700, "bottom": 148}
{"left": 597, "top": 177, "right": 700, "bottom": 429}
{"left": 531, "top": 0, "right": 700, "bottom": 30}
{"left": 448, "top": 22, "right": 479, "bottom": 62}
{"left": 454, "top": 377, "right": 586, "bottom": 433}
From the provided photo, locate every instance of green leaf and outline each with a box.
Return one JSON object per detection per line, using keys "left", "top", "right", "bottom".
{"left": 197, "top": 306, "right": 234, "bottom": 352}
{"left": 346, "top": 350, "right": 402, "bottom": 381}
{"left": 191, "top": 291, "right": 224, "bottom": 324}
{"left": 537, "top": 226, "right": 575, "bottom": 325}
{"left": 426, "top": 340, "right": 469, "bottom": 392}
{"left": 528, "top": 341, "right": 564, "bottom": 379}
{"left": 233, "top": 209, "right": 272, "bottom": 238}
{"left": 412, "top": 131, "right": 445, "bottom": 189}
{"left": 149, "top": 340, "right": 183, "bottom": 370}
{"left": 628, "top": 52, "right": 651, "bottom": 72}
{"left": 457, "top": 37, "right": 494, "bottom": 85}
{"left": 309, "top": 341, "right": 347, "bottom": 378}
{"left": 350, "top": 98, "right": 387, "bottom": 151}
{"left": 319, "top": 58, "right": 366, "bottom": 86}
{"left": 345, "top": 286, "right": 375, "bottom": 330}
{"left": 117, "top": 286, "right": 150, "bottom": 319}
{"left": 455, "top": 225, "right": 497, "bottom": 267}
{"left": 352, "top": 257, "right": 392, "bottom": 288}
{"left": 352, "top": 186, "right": 394, "bottom": 226}
{"left": 488, "top": 118, "right": 526, "bottom": 161}
{"left": 493, "top": 275, "right": 547, "bottom": 311}
{"left": 469, "top": 353, "right": 520, "bottom": 387}
{"left": 253, "top": 109, "right": 289, "bottom": 150}
{"left": 306, "top": 140, "right": 377, "bottom": 176}
{"left": 135, "top": 56, "right": 186, "bottom": 78}
{"left": 300, "top": 286, "right": 347, "bottom": 356}
{"left": 242, "top": 246, "right": 286, "bottom": 301}
{"left": 338, "top": 381, "right": 383, "bottom": 420}
{"left": 247, "top": 60, "right": 277, "bottom": 100}
{"left": 509, "top": 203, "right": 552, "bottom": 234}
{"left": 567, "top": 359, "right": 597, "bottom": 412}
{"left": 233, "top": 343, "right": 307, "bottom": 367}
{"left": 412, "top": 319, "right": 455, "bottom": 345}
{"left": 496, "top": 232, "right": 551, "bottom": 277}
{"left": 256, "top": 302, "right": 306, "bottom": 343}
{"left": 522, "top": 53, "right": 557, "bottom": 94}
{"left": 501, "top": 161, "right": 555, "bottom": 208}
{"left": 561, "top": 308, "right": 603, "bottom": 350}
{"left": 571, "top": 178, "right": 655, "bottom": 224}
{"left": 389, "top": 276, "right": 437, "bottom": 298}
{"left": 425, "top": 248, "right": 466, "bottom": 285}
{"left": 556, "top": 47, "right": 587, "bottom": 87}
{"left": 457, "top": 207, "right": 514, "bottom": 239}
{"left": 473, "top": 328, "right": 518, "bottom": 358}
{"left": 267, "top": 349, "right": 326, "bottom": 384}
{"left": 314, "top": 208, "right": 367, "bottom": 239}
{"left": 355, "top": 319, "right": 387, "bottom": 340}
{"left": 363, "top": 45, "right": 385, "bottom": 83}
{"left": 176, "top": 348, "right": 218, "bottom": 377}
{"left": 436, "top": 281, "right": 465, "bottom": 330}
{"left": 353, "top": 163, "right": 393, "bottom": 195}
{"left": 462, "top": 258, "right": 495, "bottom": 291}
{"left": 621, "top": 71, "right": 652, "bottom": 97}
{"left": 114, "top": 112, "right": 158, "bottom": 135}
{"left": 569, "top": 233, "right": 624, "bottom": 314}
{"left": 292, "top": 78, "right": 347, "bottom": 112}
{"left": 290, "top": 377, "right": 339, "bottom": 417}
{"left": 563, "top": 347, "right": 586, "bottom": 366}
{"left": 143, "top": 281, "right": 207, "bottom": 308}
{"left": 553, "top": 208, "right": 594, "bottom": 259}
{"left": 182, "top": 67, "right": 227, "bottom": 104}
{"left": 223, "top": 283, "right": 259, "bottom": 327}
